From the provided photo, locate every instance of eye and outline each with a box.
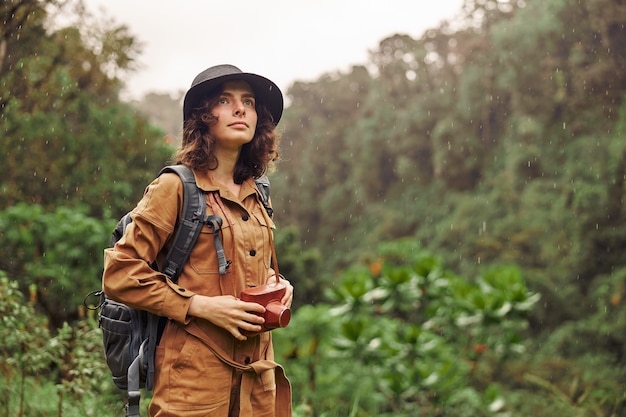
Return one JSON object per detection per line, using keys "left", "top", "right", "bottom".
{"left": 244, "top": 98, "right": 255, "bottom": 107}
{"left": 218, "top": 97, "right": 229, "bottom": 105}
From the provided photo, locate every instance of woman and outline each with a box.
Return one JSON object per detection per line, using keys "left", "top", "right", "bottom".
{"left": 103, "top": 64, "right": 293, "bottom": 417}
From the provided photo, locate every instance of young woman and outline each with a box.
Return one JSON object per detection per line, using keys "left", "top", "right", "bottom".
{"left": 103, "top": 65, "right": 293, "bottom": 417}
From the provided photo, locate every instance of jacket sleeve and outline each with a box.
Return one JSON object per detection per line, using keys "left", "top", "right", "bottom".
{"left": 102, "top": 173, "right": 196, "bottom": 324}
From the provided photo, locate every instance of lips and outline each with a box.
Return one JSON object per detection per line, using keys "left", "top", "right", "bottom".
{"left": 229, "top": 121, "right": 249, "bottom": 128}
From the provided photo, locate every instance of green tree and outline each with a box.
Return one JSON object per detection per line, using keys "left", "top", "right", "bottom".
{"left": 270, "top": 2, "right": 626, "bottom": 413}
{"left": 0, "top": 204, "right": 112, "bottom": 325}
{"left": 0, "top": 0, "right": 174, "bottom": 217}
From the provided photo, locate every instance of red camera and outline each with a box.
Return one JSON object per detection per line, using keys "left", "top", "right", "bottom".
{"left": 240, "top": 281, "right": 291, "bottom": 336}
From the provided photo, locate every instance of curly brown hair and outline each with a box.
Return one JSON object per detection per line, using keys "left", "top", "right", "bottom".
{"left": 175, "top": 87, "right": 280, "bottom": 184}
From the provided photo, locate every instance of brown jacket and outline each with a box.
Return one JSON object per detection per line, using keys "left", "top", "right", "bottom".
{"left": 103, "top": 169, "right": 291, "bottom": 417}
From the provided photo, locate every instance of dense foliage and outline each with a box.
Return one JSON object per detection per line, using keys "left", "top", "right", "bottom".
{"left": 273, "top": 240, "right": 540, "bottom": 416}
{"left": 0, "top": 274, "right": 121, "bottom": 416}
{"left": 271, "top": 0, "right": 626, "bottom": 413}
{"left": 1, "top": 0, "right": 173, "bottom": 328}
{"left": 1, "top": 0, "right": 625, "bottom": 415}
{"left": 0, "top": 0, "right": 173, "bottom": 218}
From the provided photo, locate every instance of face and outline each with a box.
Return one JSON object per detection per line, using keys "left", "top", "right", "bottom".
{"left": 209, "top": 80, "right": 258, "bottom": 149}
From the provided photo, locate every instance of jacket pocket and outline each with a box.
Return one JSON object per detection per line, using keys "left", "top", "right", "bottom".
{"left": 161, "top": 326, "right": 231, "bottom": 410}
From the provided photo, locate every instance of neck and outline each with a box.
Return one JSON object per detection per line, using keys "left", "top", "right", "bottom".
{"left": 211, "top": 147, "right": 239, "bottom": 183}
{"left": 210, "top": 164, "right": 243, "bottom": 199}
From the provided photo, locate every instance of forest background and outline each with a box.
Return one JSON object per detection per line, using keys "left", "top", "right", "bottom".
{"left": 1, "top": 0, "right": 625, "bottom": 416}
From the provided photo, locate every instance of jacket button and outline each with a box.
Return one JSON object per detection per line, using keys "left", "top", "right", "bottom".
{"left": 245, "top": 356, "right": 251, "bottom": 364}
{"left": 249, "top": 249, "right": 256, "bottom": 256}
{"left": 242, "top": 214, "right": 249, "bottom": 221}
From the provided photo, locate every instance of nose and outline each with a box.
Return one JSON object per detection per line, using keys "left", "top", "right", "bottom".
{"left": 234, "top": 101, "right": 245, "bottom": 117}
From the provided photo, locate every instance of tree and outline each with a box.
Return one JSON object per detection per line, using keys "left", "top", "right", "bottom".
{"left": 0, "top": 0, "right": 176, "bottom": 323}
{"left": 0, "top": 0, "right": 174, "bottom": 217}
{"left": 0, "top": 204, "right": 112, "bottom": 326}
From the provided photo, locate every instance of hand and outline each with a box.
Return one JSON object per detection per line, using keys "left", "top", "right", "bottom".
{"left": 266, "top": 270, "right": 294, "bottom": 308}
{"left": 188, "top": 295, "right": 266, "bottom": 341}
{"left": 277, "top": 276, "right": 293, "bottom": 308}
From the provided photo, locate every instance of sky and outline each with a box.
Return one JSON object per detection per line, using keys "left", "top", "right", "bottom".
{"left": 83, "top": 0, "right": 465, "bottom": 100}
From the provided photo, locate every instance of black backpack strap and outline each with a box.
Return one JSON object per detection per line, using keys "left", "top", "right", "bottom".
{"left": 125, "top": 340, "right": 145, "bottom": 417}
{"left": 255, "top": 175, "right": 273, "bottom": 218}
{"left": 158, "top": 164, "right": 206, "bottom": 283}
{"left": 205, "top": 215, "right": 228, "bottom": 274}
{"left": 111, "top": 212, "right": 133, "bottom": 247}
{"left": 142, "top": 165, "right": 206, "bottom": 393}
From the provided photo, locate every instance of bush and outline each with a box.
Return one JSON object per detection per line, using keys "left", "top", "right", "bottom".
{"left": 274, "top": 239, "right": 539, "bottom": 416}
{"left": 0, "top": 274, "right": 122, "bottom": 416}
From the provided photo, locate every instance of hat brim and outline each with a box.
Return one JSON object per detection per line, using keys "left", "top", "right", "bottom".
{"left": 183, "top": 72, "right": 283, "bottom": 125}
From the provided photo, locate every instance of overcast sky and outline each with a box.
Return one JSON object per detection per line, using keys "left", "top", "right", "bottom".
{"left": 84, "top": 0, "right": 465, "bottom": 100}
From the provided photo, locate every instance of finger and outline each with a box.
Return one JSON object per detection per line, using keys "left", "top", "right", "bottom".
{"left": 230, "top": 327, "right": 248, "bottom": 341}
{"left": 281, "top": 294, "right": 293, "bottom": 308}
{"left": 238, "top": 300, "right": 266, "bottom": 314}
{"left": 281, "top": 286, "right": 293, "bottom": 307}
{"left": 240, "top": 320, "right": 263, "bottom": 333}
{"left": 241, "top": 311, "right": 265, "bottom": 325}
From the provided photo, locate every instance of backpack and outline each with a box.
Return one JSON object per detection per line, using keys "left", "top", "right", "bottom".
{"left": 86, "top": 164, "right": 272, "bottom": 417}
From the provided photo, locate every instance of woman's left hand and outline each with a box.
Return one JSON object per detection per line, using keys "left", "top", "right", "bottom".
{"left": 278, "top": 276, "right": 293, "bottom": 308}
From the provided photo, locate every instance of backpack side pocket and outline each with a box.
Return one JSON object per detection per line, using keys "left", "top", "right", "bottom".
{"left": 99, "top": 298, "right": 134, "bottom": 389}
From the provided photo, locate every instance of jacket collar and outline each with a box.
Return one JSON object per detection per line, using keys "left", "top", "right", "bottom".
{"left": 191, "top": 169, "right": 258, "bottom": 203}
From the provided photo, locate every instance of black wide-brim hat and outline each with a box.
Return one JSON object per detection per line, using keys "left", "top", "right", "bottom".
{"left": 183, "top": 64, "right": 283, "bottom": 125}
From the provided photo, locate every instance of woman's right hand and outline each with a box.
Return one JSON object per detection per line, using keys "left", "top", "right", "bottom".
{"left": 187, "top": 294, "right": 266, "bottom": 340}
